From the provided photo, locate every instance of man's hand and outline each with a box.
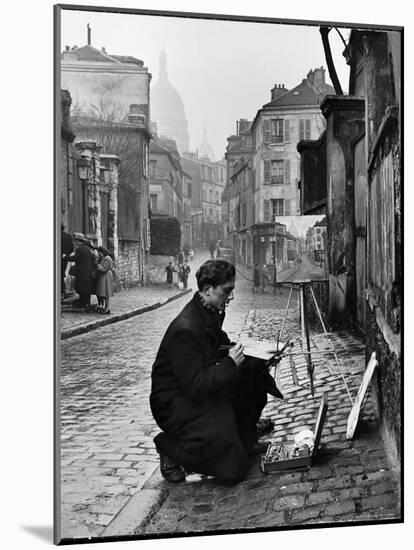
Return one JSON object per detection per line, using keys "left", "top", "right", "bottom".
{"left": 229, "top": 342, "right": 244, "bottom": 367}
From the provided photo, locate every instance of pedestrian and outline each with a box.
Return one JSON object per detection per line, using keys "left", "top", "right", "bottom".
{"left": 177, "top": 248, "right": 184, "bottom": 265}
{"left": 67, "top": 234, "right": 94, "bottom": 309}
{"left": 183, "top": 243, "right": 190, "bottom": 262}
{"left": 209, "top": 241, "right": 216, "bottom": 259}
{"left": 150, "top": 259, "right": 283, "bottom": 484}
{"left": 61, "top": 223, "right": 74, "bottom": 298}
{"left": 180, "top": 261, "right": 191, "bottom": 289}
{"left": 253, "top": 264, "right": 260, "bottom": 293}
{"left": 165, "top": 261, "right": 175, "bottom": 288}
{"left": 96, "top": 246, "right": 114, "bottom": 314}
{"left": 261, "top": 264, "right": 269, "bottom": 293}
{"left": 189, "top": 248, "right": 194, "bottom": 261}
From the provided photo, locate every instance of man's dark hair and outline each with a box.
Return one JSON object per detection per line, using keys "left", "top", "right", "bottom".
{"left": 196, "top": 260, "right": 235, "bottom": 291}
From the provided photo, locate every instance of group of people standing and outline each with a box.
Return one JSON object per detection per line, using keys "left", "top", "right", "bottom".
{"left": 61, "top": 225, "right": 115, "bottom": 313}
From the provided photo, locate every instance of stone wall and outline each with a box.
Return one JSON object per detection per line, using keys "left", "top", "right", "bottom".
{"left": 366, "top": 305, "right": 401, "bottom": 466}
{"left": 116, "top": 240, "right": 141, "bottom": 289}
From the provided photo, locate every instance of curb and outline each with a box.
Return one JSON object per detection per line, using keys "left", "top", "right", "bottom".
{"left": 61, "top": 288, "right": 192, "bottom": 340}
{"left": 102, "top": 464, "right": 167, "bottom": 537}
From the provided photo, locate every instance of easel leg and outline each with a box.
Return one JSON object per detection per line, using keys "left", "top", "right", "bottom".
{"left": 300, "top": 284, "right": 315, "bottom": 396}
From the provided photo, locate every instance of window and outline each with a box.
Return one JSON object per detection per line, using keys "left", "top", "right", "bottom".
{"left": 142, "top": 141, "right": 149, "bottom": 178}
{"left": 271, "top": 160, "right": 284, "bottom": 185}
{"left": 264, "top": 159, "right": 290, "bottom": 185}
{"left": 299, "top": 119, "right": 311, "bottom": 141}
{"left": 242, "top": 204, "right": 247, "bottom": 225}
{"left": 271, "top": 119, "right": 284, "bottom": 143}
{"left": 150, "top": 194, "right": 158, "bottom": 212}
{"left": 271, "top": 199, "right": 284, "bottom": 217}
{"left": 150, "top": 159, "right": 157, "bottom": 175}
{"left": 209, "top": 189, "right": 213, "bottom": 202}
{"left": 209, "top": 207, "right": 213, "bottom": 218}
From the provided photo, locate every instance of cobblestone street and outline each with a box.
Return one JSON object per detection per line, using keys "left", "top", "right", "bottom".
{"left": 59, "top": 254, "right": 400, "bottom": 541}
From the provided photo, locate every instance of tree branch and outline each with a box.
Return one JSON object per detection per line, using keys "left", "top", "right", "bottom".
{"left": 320, "top": 26, "right": 344, "bottom": 95}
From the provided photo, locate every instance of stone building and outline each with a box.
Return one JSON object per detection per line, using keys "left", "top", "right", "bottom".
{"left": 298, "top": 29, "right": 402, "bottom": 471}
{"left": 223, "top": 119, "right": 253, "bottom": 247}
{"left": 250, "top": 69, "right": 333, "bottom": 266}
{"left": 60, "top": 90, "right": 120, "bottom": 273}
{"left": 151, "top": 50, "right": 190, "bottom": 154}
{"left": 149, "top": 137, "right": 193, "bottom": 247}
{"left": 61, "top": 31, "right": 152, "bottom": 286}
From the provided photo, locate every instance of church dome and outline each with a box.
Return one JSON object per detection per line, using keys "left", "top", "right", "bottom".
{"left": 151, "top": 50, "right": 189, "bottom": 152}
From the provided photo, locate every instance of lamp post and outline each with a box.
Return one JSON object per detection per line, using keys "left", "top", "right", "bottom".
{"left": 76, "top": 155, "right": 91, "bottom": 235}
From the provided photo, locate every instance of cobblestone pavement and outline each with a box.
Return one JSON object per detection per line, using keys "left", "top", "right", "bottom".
{"left": 136, "top": 310, "right": 401, "bottom": 537}
{"left": 59, "top": 253, "right": 289, "bottom": 539}
{"left": 59, "top": 255, "right": 400, "bottom": 541}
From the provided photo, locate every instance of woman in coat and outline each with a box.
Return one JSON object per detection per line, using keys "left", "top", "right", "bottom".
{"left": 96, "top": 246, "right": 114, "bottom": 314}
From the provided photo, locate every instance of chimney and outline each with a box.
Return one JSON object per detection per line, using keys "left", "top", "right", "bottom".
{"left": 65, "top": 45, "right": 70, "bottom": 51}
{"left": 270, "top": 83, "right": 288, "bottom": 101}
{"left": 307, "top": 67, "right": 326, "bottom": 91}
{"left": 87, "top": 23, "right": 91, "bottom": 46}
{"left": 101, "top": 47, "right": 107, "bottom": 54}
{"left": 238, "top": 118, "right": 250, "bottom": 134}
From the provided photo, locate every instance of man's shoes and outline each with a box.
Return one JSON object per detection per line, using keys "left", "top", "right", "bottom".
{"left": 247, "top": 441, "right": 270, "bottom": 456}
{"left": 159, "top": 452, "right": 186, "bottom": 482}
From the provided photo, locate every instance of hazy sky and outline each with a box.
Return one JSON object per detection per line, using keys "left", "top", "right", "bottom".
{"left": 60, "top": 9, "right": 350, "bottom": 160}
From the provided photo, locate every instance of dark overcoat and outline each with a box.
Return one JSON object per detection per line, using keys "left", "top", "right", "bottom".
{"left": 150, "top": 292, "right": 278, "bottom": 482}
{"left": 72, "top": 243, "right": 94, "bottom": 295}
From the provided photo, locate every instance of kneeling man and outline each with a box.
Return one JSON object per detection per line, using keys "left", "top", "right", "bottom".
{"left": 150, "top": 259, "right": 282, "bottom": 484}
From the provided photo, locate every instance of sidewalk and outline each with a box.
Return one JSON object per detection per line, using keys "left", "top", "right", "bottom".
{"left": 102, "top": 306, "right": 401, "bottom": 537}
{"left": 60, "top": 285, "right": 192, "bottom": 340}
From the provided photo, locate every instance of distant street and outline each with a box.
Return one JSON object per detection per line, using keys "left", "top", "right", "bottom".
{"left": 278, "top": 254, "right": 326, "bottom": 283}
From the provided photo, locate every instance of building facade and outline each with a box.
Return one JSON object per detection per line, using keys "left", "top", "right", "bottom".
{"left": 61, "top": 34, "right": 152, "bottom": 286}
{"left": 299, "top": 31, "right": 402, "bottom": 469}
{"left": 223, "top": 119, "right": 253, "bottom": 247}
{"left": 250, "top": 70, "right": 333, "bottom": 267}
{"left": 149, "top": 137, "right": 193, "bottom": 247}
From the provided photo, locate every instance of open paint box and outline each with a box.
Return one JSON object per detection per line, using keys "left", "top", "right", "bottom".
{"left": 261, "top": 394, "right": 328, "bottom": 473}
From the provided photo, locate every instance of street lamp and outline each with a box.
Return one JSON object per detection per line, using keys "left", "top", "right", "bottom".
{"left": 77, "top": 156, "right": 91, "bottom": 235}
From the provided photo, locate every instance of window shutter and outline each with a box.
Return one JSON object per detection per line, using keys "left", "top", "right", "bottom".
{"left": 263, "top": 120, "right": 271, "bottom": 143}
{"left": 285, "top": 199, "right": 291, "bottom": 216}
{"left": 284, "top": 119, "right": 290, "bottom": 142}
{"left": 305, "top": 119, "right": 311, "bottom": 140}
{"left": 264, "top": 199, "right": 270, "bottom": 222}
{"left": 299, "top": 119, "right": 304, "bottom": 141}
{"left": 264, "top": 160, "right": 271, "bottom": 184}
{"left": 284, "top": 159, "right": 291, "bottom": 184}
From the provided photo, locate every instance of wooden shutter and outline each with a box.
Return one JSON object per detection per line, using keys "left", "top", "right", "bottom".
{"left": 284, "top": 119, "right": 290, "bottom": 142}
{"left": 299, "top": 119, "right": 305, "bottom": 141}
{"left": 285, "top": 198, "right": 291, "bottom": 215}
{"left": 284, "top": 159, "right": 291, "bottom": 184}
{"left": 305, "top": 119, "right": 311, "bottom": 139}
{"left": 264, "top": 199, "right": 270, "bottom": 222}
{"left": 264, "top": 160, "right": 271, "bottom": 184}
{"left": 263, "top": 119, "right": 271, "bottom": 143}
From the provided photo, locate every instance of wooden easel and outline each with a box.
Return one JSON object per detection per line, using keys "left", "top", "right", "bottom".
{"left": 276, "top": 280, "right": 354, "bottom": 404}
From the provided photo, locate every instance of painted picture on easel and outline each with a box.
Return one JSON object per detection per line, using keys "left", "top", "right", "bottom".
{"left": 258, "top": 215, "right": 328, "bottom": 283}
